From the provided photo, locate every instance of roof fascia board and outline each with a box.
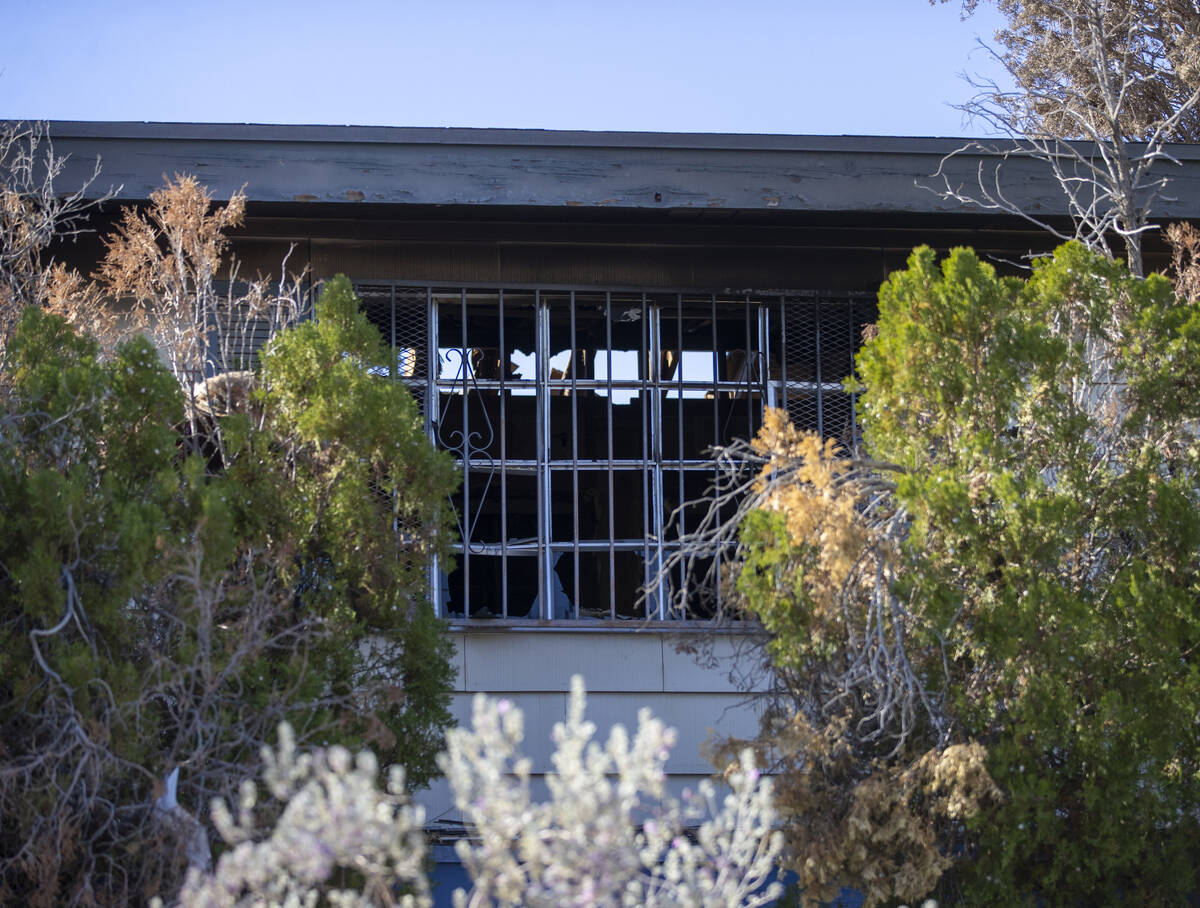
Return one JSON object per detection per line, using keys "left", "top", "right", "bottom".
{"left": 38, "top": 120, "right": 1018, "bottom": 154}
{"left": 28, "top": 121, "right": 1200, "bottom": 218}
{"left": 39, "top": 120, "right": 1200, "bottom": 159}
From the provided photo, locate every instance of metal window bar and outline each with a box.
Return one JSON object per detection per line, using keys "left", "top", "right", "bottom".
{"left": 765, "top": 299, "right": 780, "bottom": 411}
{"left": 499, "top": 289, "right": 509, "bottom": 617}
{"left": 605, "top": 293, "right": 616, "bottom": 618}
{"left": 460, "top": 290, "right": 471, "bottom": 613}
{"left": 744, "top": 295, "right": 754, "bottom": 441}
{"left": 848, "top": 299, "right": 861, "bottom": 453}
{"left": 649, "top": 299, "right": 666, "bottom": 621}
{"left": 675, "top": 293, "right": 686, "bottom": 616}
{"left": 536, "top": 289, "right": 548, "bottom": 619}
{"left": 570, "top": 293, "right": 581, "bottom": 620}
{"left": 779, "top": 295, "right": 789, "bottom": 412}
{"left": 426, "top": 286, "right": 439, "bottom": 612}
{"left": 711, "top": 293, "right": 722, "bottom": 618}
{"left": 816, "top": 298, "right": 825, "bottom": 438}
{"left": 758, "top": 302, "right": 770, "bottom": 409}
{"left": 640, "top": 292, "right": 652, "bottom": 620}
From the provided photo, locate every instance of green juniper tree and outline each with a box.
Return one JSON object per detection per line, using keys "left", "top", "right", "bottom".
{"left": 685, "top": 242, "right": 1200, "bottom": 906}
{"left": 0, "top": 229, "right": 458, "bottom": 903}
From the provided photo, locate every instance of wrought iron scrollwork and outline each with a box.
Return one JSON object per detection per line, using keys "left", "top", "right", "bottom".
{"left": 437, "top": 348, "right": 496, "bottom": 554}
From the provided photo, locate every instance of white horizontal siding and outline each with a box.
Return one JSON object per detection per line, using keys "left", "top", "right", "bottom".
{"left": 418, "top": 630, "right": 768, "bottom": 825}
{"left": 448, "top": 630, "right": 763, "bottom": 694}
{"left": 445, "top": 690, "right": 761, "bottom": 774}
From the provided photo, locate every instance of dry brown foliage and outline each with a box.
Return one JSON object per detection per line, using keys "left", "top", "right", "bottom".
{"left": 41, "top": 262, "right": 128, "bottom": 354}
{"left": 98, "top": 174, "right": 304, "bottom": 388}
{"left": 0, "top": 122, "right": 113, "bottom": 351}
{"left": 1167, "top": 221, "right": 1200, "bottom": 301}
{"left": 96, "top": 174, "right": 307, "bottom": 471}
{"left": 663, "top": 410, "right": 1001, "bottom": 907}
{"left": 716, "top": 710, "right": 996, "bottom": 907}
{"left": 651, "top": 410, "right": 946, "bottom": 755}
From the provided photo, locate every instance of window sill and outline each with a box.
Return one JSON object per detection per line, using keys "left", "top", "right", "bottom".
{"left": 444, "top": 617, "right": 762, "bottom": 634}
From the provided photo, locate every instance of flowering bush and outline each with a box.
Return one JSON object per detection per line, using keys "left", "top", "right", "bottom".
{"left": 441, "top": 675, "right": 783, "bottom": 908}
{"left": 176, "top": 676, "right": 782, "bottom": 908}
{"left": 172, "top": 722, "right": 431, "bottom": 908}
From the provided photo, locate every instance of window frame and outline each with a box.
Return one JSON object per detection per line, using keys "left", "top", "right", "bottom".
{"left": 353, "top": 279, "right": 874, "bottom": 626}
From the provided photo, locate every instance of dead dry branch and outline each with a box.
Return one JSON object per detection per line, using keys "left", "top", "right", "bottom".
{"left": 0, "top": 121, "right": 114, "bottom": 350}
{"left": 98, "top": 175, "right": 308, "bottom": 387}
{"left": 1168, "top": 221, "right": 1200, "bottom": 300}
{"left": 645, "top": 409, "right": 948, "bottom": 760}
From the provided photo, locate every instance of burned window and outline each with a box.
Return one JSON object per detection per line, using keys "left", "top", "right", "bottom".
{"left": 355, "top": 283, "right": 874, "bottom": 622}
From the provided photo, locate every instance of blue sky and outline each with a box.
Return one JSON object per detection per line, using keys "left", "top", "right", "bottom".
{"left": 0, "top": 0, "right": 1011, "bottom": 137}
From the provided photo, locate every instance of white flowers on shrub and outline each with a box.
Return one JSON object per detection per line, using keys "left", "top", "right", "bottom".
{"left": 175, "top": 675, "right": 782, "bottom": 908}
{"left": 441, "top": 675, "right": 783, "bottom": 908}
{"left": 173, "top": 722, "right": 431, "bottom": 908}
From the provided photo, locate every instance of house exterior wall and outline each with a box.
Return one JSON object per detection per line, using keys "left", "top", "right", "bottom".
{"left": 419, "top": 630, "right": 766, "bottom": 827}
{"left": 26, "top": 123, "right": 1200, "bottom": 902}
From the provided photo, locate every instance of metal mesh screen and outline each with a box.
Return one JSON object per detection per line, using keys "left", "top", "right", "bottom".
{"left": 781, "top": 295, "right": 875, "bottom": 452}
{"left": 356, "top": 284, "right": 394, "bottom": 340}
{"left": 356, "top": 284, "right": 429, "bottom": 417}
{"left": 393, "top": 288, "right": 428, "bottom": 385}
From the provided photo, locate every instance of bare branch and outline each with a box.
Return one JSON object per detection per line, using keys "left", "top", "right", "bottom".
{"left": 926, "top": 0, "right": 1200, "bottom": 276}
{"left": 0, "top": 121, "right": 116, "bottom": 349}
{"left": 644, "top": 413, "right": 948, "bottom": 761}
